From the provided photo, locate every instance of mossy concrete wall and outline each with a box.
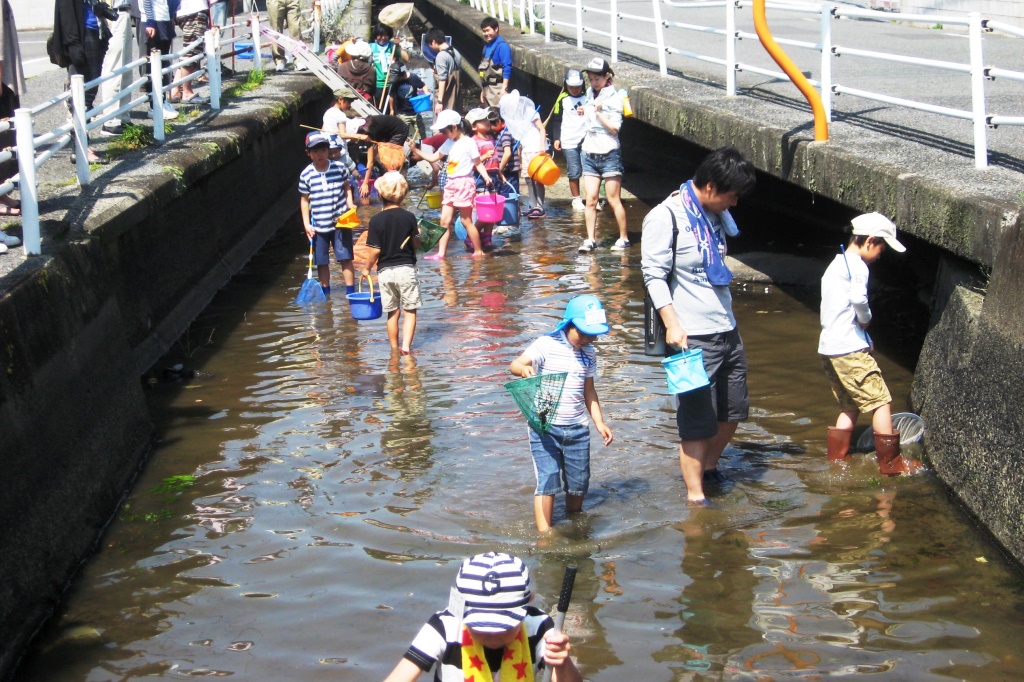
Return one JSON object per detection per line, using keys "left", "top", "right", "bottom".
{"left": 0, "top": 76, "right": 338, "bottom": 677}
{"left": 418, "top": 0, "right": 1024, "bottom": 564}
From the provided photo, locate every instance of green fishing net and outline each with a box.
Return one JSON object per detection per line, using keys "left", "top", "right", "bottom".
{"left": 416, "top": 218, "right": 446, "bottom": 254}
{"left": 504, "top": 372, "right": 568, "bottom": 434}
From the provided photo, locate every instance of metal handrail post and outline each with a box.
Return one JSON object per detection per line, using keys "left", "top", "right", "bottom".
{"left": 725, "top": 0, "right": 737, "bottom": 95}
{"left": 575, "top": 0, "right": 583, "bottom": 49}
{"left": 13, "top": 108, "right": 39, "bottom": 256}
{"left": 652, "top": 0, "right": 667, "bottom": 76}
{"left": 312, "top": 0, "right": 320, "bottom": 53}
{"left": 968, "top": 12, "right": 988, "bottom": 169}
{"left": 520, "top": 0, "right": 526, "bottom": 30}
{"left": 820, "top": 2, "right": 832, "bottom": 121}
{"left": 544, "top": 0, "right": 550, "bottom": 40}
{"left": 150, "top": 49, "right": 166, "bottom": 141}
{"left": 610, "top": 0, "right": 618, "bottom": 63}
{"left": 250, "top": 14, "right": 263, "bottom": 72}
{"left": 206, "top": 29, "right": 222, "bottom": 110}
{"left": 69, "top": 75, "right": 90, "bottom": 185}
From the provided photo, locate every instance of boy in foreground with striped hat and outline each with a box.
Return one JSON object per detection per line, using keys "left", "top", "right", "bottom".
{"left": 382, "top": 552, "right": 581, "bottom": 681}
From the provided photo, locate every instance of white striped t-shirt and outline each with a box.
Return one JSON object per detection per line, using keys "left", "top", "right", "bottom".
{"left": 298, "top": 160, "right": 351, "bottom": 232}
{"left": 404, "top": 605, "right": 553, "bottom": 681}
{"left": 523, "top": 330, "right": 597, "bottom": 426}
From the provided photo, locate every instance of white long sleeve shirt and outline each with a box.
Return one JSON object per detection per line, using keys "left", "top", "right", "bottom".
{"left": 818, "top": 251, "right": 872, "bottom": 356}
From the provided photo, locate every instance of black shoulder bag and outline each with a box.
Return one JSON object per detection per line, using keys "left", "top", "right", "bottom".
{"left": 643, "top": 207, "right": 679, "bottom": 357}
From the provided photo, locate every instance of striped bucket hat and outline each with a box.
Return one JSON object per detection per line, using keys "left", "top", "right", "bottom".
{"left": 456, "top": 553, "right": 532, "bottom": 632}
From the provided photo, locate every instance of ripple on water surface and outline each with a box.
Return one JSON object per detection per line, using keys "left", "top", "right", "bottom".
{"left": 14, "top": 202, "right": 1024, "bottom": 681}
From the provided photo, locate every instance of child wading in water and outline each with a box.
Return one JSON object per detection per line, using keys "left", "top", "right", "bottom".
{"left": 382, "top": 552, "right": 582, "bottom": 682}
{"left": 509, "top": 295, "right": 614, "bottom": 532}
{"left": 299, "top": 132, "right": 356, "bottom": 297}
{"left": 819, "top": 212, "right": 922, "bottom": 476}
{"left": 363, "top": 172, "right": 421, "bottom": 355}
{"left": 467, "top": 107, "right": 501, "bottom": 250}
{"left": 411, "top": 109, "right": 493, "bottom": 259}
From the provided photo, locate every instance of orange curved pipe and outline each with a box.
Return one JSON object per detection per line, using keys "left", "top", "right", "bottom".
{"left": 753, "top": 0, "right": 829, "bottom": 141}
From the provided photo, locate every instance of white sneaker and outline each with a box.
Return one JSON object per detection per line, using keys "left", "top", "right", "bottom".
{"left": 162, "top": 101, "right": 179, "bottom": 120}
{"left": 597, "top": 200, "right": 606, "bottom": 211}
{"left": 571, "top": 197, "right": 585, "bottom": 211}
{"left": 578, "top": 238, "right": 596, "bottom": 253}
{"left": 610, "top": 238, "right": 631, "bottom": 251}
{"left": 0, "top": 243, "right": 7, "bottom": 254}
{"left": 0, "top": 233, "right": 21, "bottom": 247}
{"left": 275, "top": 59, "right": 286, "bottom": 72}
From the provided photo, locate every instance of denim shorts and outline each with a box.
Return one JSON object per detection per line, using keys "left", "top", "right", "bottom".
{"left": 581, "top": 147, "right": 623, "bottom": 179}
{"left": 313, "top": 228, "right": 353, "bottom": 265}
{"left": 562, "top": 145, "right": 583, "bottom": 181}
{"left": 675, "top": 329, "right": 749, "bottom": 440}
{"left": 528, "top": 422, "right": 591, "bottom": 497}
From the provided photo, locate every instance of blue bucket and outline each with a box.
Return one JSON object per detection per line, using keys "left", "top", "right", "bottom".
{"left": 410, "top": 93, "right": 433, "bottom": 114}
{"left": 662, "top": 349, "right": 709, "bottom": 394}
{"left": 500, "top": 192, "right": 520, "bottom": 226}
{"left": 346, "top": 275, "right": 383, "bottom": 320}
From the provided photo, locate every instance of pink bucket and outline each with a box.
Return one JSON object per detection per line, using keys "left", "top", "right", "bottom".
{"left": 474, "top": 194, "right": 506, "bottom": 223}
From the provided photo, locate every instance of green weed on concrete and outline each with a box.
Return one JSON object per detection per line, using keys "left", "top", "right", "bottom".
{"left": 223, "top": 69, "right": 266, "bottom": 99}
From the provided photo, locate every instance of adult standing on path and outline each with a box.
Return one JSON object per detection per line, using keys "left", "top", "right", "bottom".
{"left": 640, "top": 146, "right": 756, "bottom": 507}
{"left": 49, "top": 0, "right": 112, "bottom": 162}
{"left": 0, "top": 0, "right": 24, "bottom": 229}
{"left": 478, "top": 16, "right": 510, "bottom": 107}
{"left": 424, "top": 27, "right": 461, "bottom": 114}
{"left": 577, "top": 58, "right": 628, "bottom": 253}
{"left": 98, "top": 0, "right": 140, "bottom": 137}
{"left": 267, "top": 0, "right": 301, "bottom": 71}
{"left": 141, "top": 0, "right": 179, "bottom": 120}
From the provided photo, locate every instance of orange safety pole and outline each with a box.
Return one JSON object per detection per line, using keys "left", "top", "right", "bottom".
{"left": 752, "top": 0, "right": 828, "bottom": 141}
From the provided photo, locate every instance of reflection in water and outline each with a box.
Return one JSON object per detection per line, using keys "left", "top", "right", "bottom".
{"left": 13, "top": 193, "right": 1024, "bottom": 682}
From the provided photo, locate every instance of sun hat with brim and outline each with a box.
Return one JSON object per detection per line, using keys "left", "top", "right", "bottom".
{"left": 553, "top": 294, "right": 610, "bottom": 336}
{"left": 374, "top": 171, "right": 408, "bottom": 204}
{"left": 305, "top": 131, "right": 329, "bottom": 148}
{"left": 582, "top": 57, "right": 613, "bottom": 76}
{"left": 851, "top": 212, "right": 906, "bottom": 253}
{"left": 333, "top": 88, "right": 357, "bottom": 100}
{"left": 456, "top": 553, "right": 532, "bottom": 633}
{"left": 328, "top": 135, "right": 342, "bottom": 149}
{"left": 465, "top": 107, "right": 490, "bottom": 125}
{"left": 564, "top": 68, "right": 584, "bottom": 87}
{"left": 431, "top": 109, "right": 463, "bottom": 131}
{"left": 346, "top": 40, "right": 372, "bottom": 59}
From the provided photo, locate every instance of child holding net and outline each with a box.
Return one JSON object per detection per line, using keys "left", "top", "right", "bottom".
{"left": 509, "top": 295, "right": 614, "bottom": 533}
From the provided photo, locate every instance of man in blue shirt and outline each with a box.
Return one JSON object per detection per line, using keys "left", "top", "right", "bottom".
{"left": 479, "top": 16, "right": 511, "bottom": 106}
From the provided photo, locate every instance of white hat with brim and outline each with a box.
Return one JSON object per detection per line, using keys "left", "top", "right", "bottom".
{"left": 456, "top": 553, "right": 532, "bottom": 633}
{"left": 851, "top": 212, "right": 906, "bottom": 252}
{"left": 431, "top": 109, "right": 462, "bottom": 131}
{"left": 464, "top": 107, "right": 490, "bottom": 125}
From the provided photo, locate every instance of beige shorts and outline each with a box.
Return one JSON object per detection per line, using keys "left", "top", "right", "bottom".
{"left": 821, "top": 350, "right": 891, "bottom": 414}
{"left": 378, "top": 265, "right": 421, "bottom": 313}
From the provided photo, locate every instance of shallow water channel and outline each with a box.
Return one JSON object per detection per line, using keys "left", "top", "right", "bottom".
{"left": 16, "top": 188, "right": 1024, "bottom": 680}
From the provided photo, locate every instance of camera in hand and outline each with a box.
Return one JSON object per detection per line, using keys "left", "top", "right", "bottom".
{"left": 92, "top": 0, "right": 120, "bottom": 21}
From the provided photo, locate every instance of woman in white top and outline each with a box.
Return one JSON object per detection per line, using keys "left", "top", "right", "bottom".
{"left": 578, "top": 58, "right": 629, "bottom": 253}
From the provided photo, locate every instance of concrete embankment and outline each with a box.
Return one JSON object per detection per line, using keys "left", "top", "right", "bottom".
{"left": 0, "top": 72, "right": 337, "bottom": 676}
{"left": 416, "top": 0, "right": 1024, "bottom": 565}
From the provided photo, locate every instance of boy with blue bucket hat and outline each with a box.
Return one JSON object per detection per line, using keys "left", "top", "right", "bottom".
{"left": 510, "top": 295, "right": 614, "bottom": 532}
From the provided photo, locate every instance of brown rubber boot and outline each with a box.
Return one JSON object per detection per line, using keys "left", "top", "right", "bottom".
{"left": 827, "top": 427, "right": 853, "bottom": 462}
{"left": 875, "top": 430, "right": 923, "bottom": 476}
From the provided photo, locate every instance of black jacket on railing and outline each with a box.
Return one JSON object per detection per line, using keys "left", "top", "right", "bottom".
{"left": 48, "top": 0, "right": 87, "bottom": 70}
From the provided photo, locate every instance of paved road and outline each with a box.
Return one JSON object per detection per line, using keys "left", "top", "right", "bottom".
{"left": 18, "top": 29, "right": 58, "bottom": 80}
{"left": 540, "top": 1, "right": 1024, "bottom": 175}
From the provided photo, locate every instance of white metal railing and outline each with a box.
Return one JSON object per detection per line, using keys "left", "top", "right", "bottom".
{"left": 10, "top": 18, "right": 261, "bottom": 257}
{"left": 475, "top": 0, "right": 1024, "bottom": 170}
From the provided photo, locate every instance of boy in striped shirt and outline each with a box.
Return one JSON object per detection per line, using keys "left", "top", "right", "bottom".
{"left": 509, "top": 295, "right": 614, "bottom": 532}
{"left": 299, "top": 132, "right": 356, "bottom": 298}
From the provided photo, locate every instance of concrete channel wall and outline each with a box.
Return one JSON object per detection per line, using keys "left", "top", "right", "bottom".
{"left": 416, "top": 0, "right": 1024, "bottom": 564}
{"left": 0, "top": 76, "right": 336, "bottom": 676}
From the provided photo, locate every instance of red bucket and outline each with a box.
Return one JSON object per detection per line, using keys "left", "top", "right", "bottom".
{"left": 474, "top": 194, "right": 506, "bottom": 223}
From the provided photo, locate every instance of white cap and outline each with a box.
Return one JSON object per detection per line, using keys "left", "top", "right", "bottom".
{"left": 431, "top": 109, "right": 462, "bottom": 131}
{"left": 851, "top": 212, "right": 906, "bottom": 252}
{"left": 464, "top": 107, "right": 490, "bottom": 124}
{"left": 346, "top": 40, "right": 371, "bottom": 59}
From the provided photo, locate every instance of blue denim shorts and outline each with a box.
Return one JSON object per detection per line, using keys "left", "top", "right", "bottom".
{"left": 562, "top": 145, "right": 583, "bottom": 180}
{"left": 581, "top": 147, "right": 623, "bottom": 179}
{"left": 528, "top": 422, "right": 591, "bottom": 497}
{"left": 313, "top": 228, "right": 353, "bottom": 265}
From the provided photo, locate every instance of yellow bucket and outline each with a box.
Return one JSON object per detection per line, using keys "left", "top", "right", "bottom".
{"left": 335, "top": 207, "right": 360, "bottom": 229}
{"left": 425, "top": 188, "right": 442, "bottom": 209}
{"left": 528, "top": 153, "right": 561, "bottom": 186}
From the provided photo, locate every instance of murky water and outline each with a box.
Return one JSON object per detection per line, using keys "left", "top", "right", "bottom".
{"left": 15, "top": 188, "right": 1024, "bottom": 681}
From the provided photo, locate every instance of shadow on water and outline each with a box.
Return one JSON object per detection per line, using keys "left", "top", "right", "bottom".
{"left": 14, "top": 162, "right": 1024, "bottom": 680}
